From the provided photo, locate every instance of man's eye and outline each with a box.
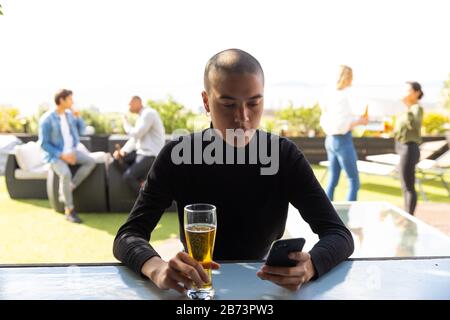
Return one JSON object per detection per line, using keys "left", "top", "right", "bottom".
{"left": 247, "top": 103, "right": 259, "bottom": 107}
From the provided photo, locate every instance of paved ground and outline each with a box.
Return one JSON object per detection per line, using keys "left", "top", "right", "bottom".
{"left": 415, "top": 202, "right": 450, "bottom": 236}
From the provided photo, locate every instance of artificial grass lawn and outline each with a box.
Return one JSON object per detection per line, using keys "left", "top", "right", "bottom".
{"left": 1, "top": 165, "right": 448, "bottom": 264}
{"left": 0, "top": 177, "right": 179, "bottom": 264}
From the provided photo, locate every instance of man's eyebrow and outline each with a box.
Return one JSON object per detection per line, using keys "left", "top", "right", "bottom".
{"left": 218, "top": 94, "right": 263, "bottom": 100}
{"left": 218, "top": 95, "right": 237, "bottom": 100}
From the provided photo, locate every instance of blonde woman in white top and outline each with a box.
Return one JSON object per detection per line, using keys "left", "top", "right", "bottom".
{"left": 320, "top": 65, "right": 368, "bottom": 200}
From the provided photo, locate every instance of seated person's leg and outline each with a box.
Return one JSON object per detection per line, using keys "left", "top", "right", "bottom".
{"left": 71, "top": 150, "right": 96, "bottom": 190}
{"left": 123, "top": 155, "right": 155, "bottom": 194}
{"left": 51, "top": 160, "right": 73, "bottom": 212}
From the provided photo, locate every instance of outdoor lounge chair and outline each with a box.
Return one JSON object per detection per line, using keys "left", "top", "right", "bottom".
{"left": 365, "top": 140, "right": 448, "bottom": 165}
{"left": 5, "top": 142, "right": 49, "bottom": 199}
{"left": 107, "top": 161, "right": 177, "bottom": 213}
{"left": 319, "top": 147, "right": 450, "bottom": 201}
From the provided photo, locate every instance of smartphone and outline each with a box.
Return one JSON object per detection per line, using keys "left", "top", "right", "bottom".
{"left": 265, "top": 238, "right": 306, "bottom": 267}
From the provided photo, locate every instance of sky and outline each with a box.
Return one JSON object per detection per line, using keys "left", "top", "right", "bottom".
{"left": 1, "top": 0, "right": 449, "bottom": 114}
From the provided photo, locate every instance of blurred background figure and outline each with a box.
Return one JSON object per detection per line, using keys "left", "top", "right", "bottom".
{"left": 394, "top": 82, "right": 424, "bottom": 215}
{"left": 38, "top": 89, "right": 96, "bottom": 223}
{"left": 320, "top": 65, "right": 369, "bottom": 201}
{"left": 112, "top": 96, "right": 165, "bottom": 194}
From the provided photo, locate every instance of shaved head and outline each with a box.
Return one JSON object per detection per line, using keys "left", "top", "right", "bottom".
{"left": 204, "top": 48, "right": 264, "bottom": 93}
{"left": 129, "top": 95, "right": 143, "bottom": 113}
{"left": 131, "top": 96, "right": 142, "bottom": 103}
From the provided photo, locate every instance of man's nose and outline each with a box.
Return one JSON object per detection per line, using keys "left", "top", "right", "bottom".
{"left": 234, "top": 105, "right": 250, "bottom": 124}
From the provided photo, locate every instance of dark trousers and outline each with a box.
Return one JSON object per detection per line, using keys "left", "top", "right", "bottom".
{"left": 395, "top": 141, "right": 420, "bottom": 215}
{"left": 113, "top": 151, "right": 156, "bottom": 195}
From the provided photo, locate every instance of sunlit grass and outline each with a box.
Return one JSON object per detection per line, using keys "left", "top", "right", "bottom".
{"left": 0, "top": 177, "right": 178, "bottom": 264}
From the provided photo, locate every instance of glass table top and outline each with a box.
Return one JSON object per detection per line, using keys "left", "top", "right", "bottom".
{"left": 284, "top": 201, "right": 450, "bottom": 258}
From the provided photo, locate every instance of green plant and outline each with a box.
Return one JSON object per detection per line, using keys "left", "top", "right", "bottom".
{"left": 80, "top": 107, "right": 126, "bottom": 135}
{"left": 147, "top": 96, "right": 195, "bottom": 134}
{"left": 0, "top": 106, "right": 24, "bottom": 133}
{"left": 187, "top": 113, "right": 210, "bottom": 132}
{"left": 274, "top": 103, "right": 323, "bottom": 137}
{"left": 441, "top": 73, "right": 450, "bottom": 110}
{"left": 26, "top": 103, "right": 50, "bottom": 134}
{"left": 422, "top": 112, "right": 449, "bottom": 135}
{"left": 260, "top": 116, "right": 277, "bottom": 133}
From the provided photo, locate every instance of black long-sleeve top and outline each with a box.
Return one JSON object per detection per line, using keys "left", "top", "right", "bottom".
{"left": 113, "top": 129, "right": 354, "bottom": 278}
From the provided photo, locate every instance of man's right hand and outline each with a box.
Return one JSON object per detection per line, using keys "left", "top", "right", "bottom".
{"left": 350, "top": 116, "right": 369, "bottom": 130}
{"left": 60, "top": 153, "right": 76, "bottom": 165}
{"left": 113, "top": 149, "right": 125, "bottom": 160}
{"left": 358, "top": 115, "right": 369, "bottom": 126}
{"left": 72, "top": 108, "right": 81, "bottom": 117}
{"left": 141, "top": 252, "right": 220, "bottom": 294}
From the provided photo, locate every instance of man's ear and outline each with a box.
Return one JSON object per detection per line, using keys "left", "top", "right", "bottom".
{"left": 201, "top": 91, "right": 210, "bottom": 113}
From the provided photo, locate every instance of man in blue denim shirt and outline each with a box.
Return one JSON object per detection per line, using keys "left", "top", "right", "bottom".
{"left": 39, "top": 89, "right": 95, "bottom": 223}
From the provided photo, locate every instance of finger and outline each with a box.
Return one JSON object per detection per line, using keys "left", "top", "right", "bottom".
{"left": 257, "top": 271, "right": 305, "bottom": 286}
{"left": 177, "top": 252, "right": 210, "bottom": 283}
{"left": 261, "top": 265, "right": 304, "bottom": 277}
{"left": 202, "top": 261, "right": 221, "bottom": 270}
{"left": 169, "top": 257, "right": 205, "bottom": 287}
{"left": 168, "top": 269, "right": 193, "bottom": 290}
{"left": 288, "top": 251, "right": 310, "bottom": 262}
{"left": 165, "top": 278, "right": 186, "bottom": 294}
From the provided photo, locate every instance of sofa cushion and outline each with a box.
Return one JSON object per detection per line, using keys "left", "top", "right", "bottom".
{"left": 15, "top": 142, "right": 45, "bottom": 171}
{"left": 14, "top": 164, "right": 49, "bottom": 180}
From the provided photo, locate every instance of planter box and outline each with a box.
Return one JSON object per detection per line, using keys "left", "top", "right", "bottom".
{"left": 13, "top": 134, "right": 92, "bottom": 151}
{"left": 288, "top": 137, "right": 326, "bottom": 164}
{"left": 14, "top": 133, "right": 38, "bottom": 143}
{"left": 89, "top": 134, "right": 110, "bottom": 152}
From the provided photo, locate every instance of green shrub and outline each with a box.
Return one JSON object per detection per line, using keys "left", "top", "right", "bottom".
{"left": 147, "top": 96, "right": 195, "bottom": 134}
{"left": 441, "top": 73, "right": 450, "bottom": 110}
{"left": 260, "top": 117, "right": 277, "bottom": 133}
{"left": 422, "top": 112, "right": 449, "bottom": 135}
{"left": 0, "top": 106, "right": 24, "bottom": 133}
{"left": 26, "top": 104, "right": 50, "bottom": 134}
{"left": 274, "top": 103, "right": 323, "bottom": 137}
{"left": 80, "top": 107, "right": 126, "bottom": 135}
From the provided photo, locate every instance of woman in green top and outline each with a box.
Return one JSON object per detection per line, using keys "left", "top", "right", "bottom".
{"left": 394, "top": 81, "right": 424, "bottom": 215}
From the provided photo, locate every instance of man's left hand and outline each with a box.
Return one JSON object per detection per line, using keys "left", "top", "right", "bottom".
{"left": 257, "top": 251, "right": 316, "bottom": 291}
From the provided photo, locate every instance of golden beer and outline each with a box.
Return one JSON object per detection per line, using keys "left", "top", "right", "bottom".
{"left": 184, "top": 203, "right": 216, "bottom": 299}
{"left": 185, "top": 223, "right": 216, "bottom": 289}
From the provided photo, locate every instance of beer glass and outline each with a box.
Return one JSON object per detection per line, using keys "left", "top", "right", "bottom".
{"left": 184, "top": 203, "right": 217, "bottom": 300}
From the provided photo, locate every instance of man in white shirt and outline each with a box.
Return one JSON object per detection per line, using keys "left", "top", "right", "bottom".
{"left": 113, "top": 96, "right": 165, "bottom": 194}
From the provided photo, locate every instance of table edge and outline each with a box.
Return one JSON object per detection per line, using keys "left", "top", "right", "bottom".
{"left": 1, "top": 256, "right": 450, "bottom": 268}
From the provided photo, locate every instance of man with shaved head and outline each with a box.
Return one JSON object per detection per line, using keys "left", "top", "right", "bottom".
{"left": 114, "top": 49, "right": 354, "bottom": 294}
{"left": 113, "top": 95, "right": 165, "bottom": 194}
